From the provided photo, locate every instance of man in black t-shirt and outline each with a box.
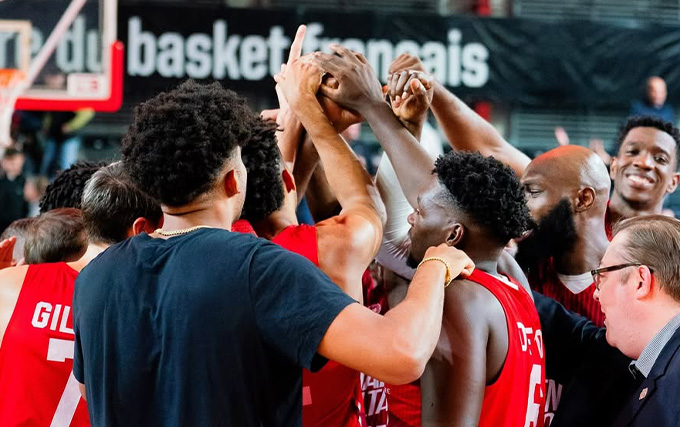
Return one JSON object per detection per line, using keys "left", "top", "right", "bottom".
{"left": 73, "top": 80, "right": 474, "bottom": 426}
{"left": 0, "top": 148, "right": 29, "bottom": 234}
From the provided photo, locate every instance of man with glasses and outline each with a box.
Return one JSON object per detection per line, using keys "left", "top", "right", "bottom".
{"left": 591, "top": 214, "right": 680, "bottom": 426}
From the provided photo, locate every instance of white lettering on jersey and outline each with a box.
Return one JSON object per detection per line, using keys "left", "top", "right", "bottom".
{"left": 31, "top": 302, "right": 74, "bottom": 335}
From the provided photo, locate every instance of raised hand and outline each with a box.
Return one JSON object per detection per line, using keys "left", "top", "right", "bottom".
{"left": 312, "top": 45, "right": 385, "bottom": 113}
{"left": 389, "top": 53, "right": 426, "bottom": 75}
{"left": 386, "top": 71, "right": 434, "bottom": 125}
{"left": 0, "top": 237, "right": 16, "bottom": 270}
{"left": 275, "top": 59, "right": 324, "bottom": 109}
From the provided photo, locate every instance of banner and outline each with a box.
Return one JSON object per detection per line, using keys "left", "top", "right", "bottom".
{"left": 4, "top": 2, "right": 680, "bottom": 107}
{"left": 117, "top": 5, "right": 680, "bottom": 107}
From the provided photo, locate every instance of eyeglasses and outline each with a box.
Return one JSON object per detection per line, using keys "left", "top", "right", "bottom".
{"left": 591, "top": 263, "right": 654, "bottom": 291}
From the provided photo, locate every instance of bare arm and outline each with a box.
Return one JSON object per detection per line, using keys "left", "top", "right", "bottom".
{"left": 318, "top": 243, "right": 475, "bottom": 384}
{"left": 313, "top": 47, "right": 437, "bottom": 208}
{"left": 389, "top": 54, "right": 530, "bottom": 177}
{"left": 421, "top": 280, "right": 502, "bottom": 427}
{"left": 0, "top": 265, "right": 29, "bottom": 344}
{"left": 278, "top": 59, "right": 385, "bottom": 298}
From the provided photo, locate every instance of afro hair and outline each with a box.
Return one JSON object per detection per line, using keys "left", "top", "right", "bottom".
{"left": 39, "top": 161, "right": 108, "bottom": 213}
{"left": 121, "top": 80, "right": 261, "bottom": 207}
{"left": 617, "top": 116, "right": 680, "bottom": 168}
{"left": 240, "top": 118, "right": 285, "bottom": 223}
{"left": 434, "top": 151, "right": 530, "bottom": 244}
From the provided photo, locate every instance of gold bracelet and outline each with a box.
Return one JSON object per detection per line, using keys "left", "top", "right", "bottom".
{"left": 417, "top": 257, "right": 453, "bottom": 287}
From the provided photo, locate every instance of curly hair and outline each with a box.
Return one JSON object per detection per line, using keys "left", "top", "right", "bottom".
{"left": 617, "top": 116, "right": 680, "bottom": 166}
{"left": 121, "top": 80, "right": 260, "bottom": 207}
{"left": 240, "top": 118, "right": 284, "bottom": 222}
{"left": 39, "top": 161, "right": 108, "bottom": 213}
{"left": 434, "top": 151, "right": 530, "bottom": 244}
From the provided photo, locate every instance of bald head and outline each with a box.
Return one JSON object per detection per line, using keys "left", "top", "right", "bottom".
{"left": 647, "top": 76, "right": 667, "bottom": 108}
{"left": 522, "top": 146, "right": 611, "bottom": 221}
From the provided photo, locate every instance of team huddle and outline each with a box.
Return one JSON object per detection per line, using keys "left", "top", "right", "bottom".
{"left": 1, "top": 25, "right": 680, "bottom": 427}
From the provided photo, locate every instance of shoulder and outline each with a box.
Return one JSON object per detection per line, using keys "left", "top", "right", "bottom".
{"left": 0, "top": 265, "right": 30, "bottom": 288}
{"left": 445, "top": 278, "right": 504, "bottom": 324}
{"left": 316, "top": 212, "right": 382, "bottom": 254}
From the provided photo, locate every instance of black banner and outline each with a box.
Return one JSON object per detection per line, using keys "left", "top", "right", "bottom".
{"left": 117, "top": 5, "right": 680, "bottom": 108}
{"left": 5, "top": 2, "right": 680, "bottom": 107}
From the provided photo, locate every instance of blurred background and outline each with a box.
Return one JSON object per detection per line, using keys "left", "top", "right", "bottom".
{"left": 4, "top": 0, "right": 680, "bottom": 213}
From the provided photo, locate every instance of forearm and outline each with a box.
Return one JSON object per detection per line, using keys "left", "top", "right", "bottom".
{"left": 362, "top": 101, "right": 436, "bottom": 207}
{"left": 276, "top": 113, "right": 305, "bottom": 171}
{"left": 430, "top": 82, "right": 529, "bottom": 176}
{"left": 292, "top": 134, "right": 319, "bottom": 201}
{"left": 381, "top": 261, "right": 447, "bottom": 380}
{"left": 294, "top": 97, "right": 381, "bottom": 216}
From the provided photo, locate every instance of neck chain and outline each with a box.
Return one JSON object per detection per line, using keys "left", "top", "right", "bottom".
{"left": 155, "top": 225, "right": 212, "bottom": 236}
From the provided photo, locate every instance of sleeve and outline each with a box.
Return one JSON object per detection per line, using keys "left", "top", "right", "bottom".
{"left": 248, "top": 242, "right": 357, "bottom": 371}
{"left": 72, "top": 276, "right": 85, "bottom": 383}
{"left": 533, "top": 291, "right": 626, "bottom": 382}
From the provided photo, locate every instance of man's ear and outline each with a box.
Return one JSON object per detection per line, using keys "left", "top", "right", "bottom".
{"left": 666, "top": 172, "right": 680, "bottom": 195}
{"left": 575, "top": 187, "right": 596, "bottom": 212}
{"left": 634, "top": 265, "right": 654, "bottom": 300}
{"left": 282, "top": 169, "right": 296, "bottom": 193}
{"left": 446, "top": 223, "right": 464, "bottom": 247}
{"left": 223, "top": 169, "right": 240, "bottom": 197}
{"left": 609, "top": 157, "right": 619, "bottom": 181}
{"left": 130, "top": 217, "right": 157, "bottom": 237}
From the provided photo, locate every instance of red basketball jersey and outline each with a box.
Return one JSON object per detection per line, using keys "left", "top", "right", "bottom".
{"left": 470, "top": 269, "right": 546, "bottom": 427}
{"left": 272, "top": 224, "right": 364, "bottom": 427}
{"left": 529, "top": 258, "right": 605, "bottom": 327}
{"left": 0, "top": 263, "right": 90, "bottom": 426}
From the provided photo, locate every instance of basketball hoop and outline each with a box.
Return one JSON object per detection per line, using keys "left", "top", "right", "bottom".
{"left": 0, "top": 69, "right": 25, "bottom": 149}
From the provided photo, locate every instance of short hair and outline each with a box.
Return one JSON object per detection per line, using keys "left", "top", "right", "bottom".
{"left": 0, "top": 217, "right": 37, "bottom": 262}
{"left": 24, "top": 208, "right": 86, "bottom": 264}
{"left": 617, "top": 116, "right": 680, "bottom": 166}
{"left": 121, "top": 80, "right": 260, "bottom": 207}
{"left": 614, "top": 215, "right": 680, "bottom": 302}
{"left": 39, "top": 161, "right": 108, "bottom": 213}
{"left": 240, "top": 118, "right": 284, "bottom": 223}
{"left": 81, "top": 162, "right": 162, "bottom": 245}
{"left": 2, "top": 147, "right": 22, "bottom": 159}
{"left": 434, "top": 151, "right": 530, "bottom": 245}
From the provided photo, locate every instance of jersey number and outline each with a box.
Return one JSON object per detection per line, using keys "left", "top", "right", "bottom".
{"left": 47, "top": 338, "right": 81, "bottom": 427}
{"left": 524, "top": 364, "right": 543, "bottom": 427}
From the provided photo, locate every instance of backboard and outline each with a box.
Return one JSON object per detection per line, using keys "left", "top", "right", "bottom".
{"left": 0, "top": 0, "right": 122, "bottom": 112}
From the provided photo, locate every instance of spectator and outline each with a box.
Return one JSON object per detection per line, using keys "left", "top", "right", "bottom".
{"left": 630, "top": 76, "right": 675, "bottom": 123}
{"left": 0, "top": 148, "right": 29, "bottom": 233}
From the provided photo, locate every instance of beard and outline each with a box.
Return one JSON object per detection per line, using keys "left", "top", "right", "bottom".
{"left": 515, "top": 198, "right": 578, "bottom": 271}
{"left": 406, "top": 252, "right": 419, "bottom": 269}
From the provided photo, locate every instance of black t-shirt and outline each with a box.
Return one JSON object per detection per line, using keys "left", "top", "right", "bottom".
{"left": 0, "top": 174, "right": 28, "bottom": 233}
{"left": 73, "top": 228, "right": 355, "bottom": 427}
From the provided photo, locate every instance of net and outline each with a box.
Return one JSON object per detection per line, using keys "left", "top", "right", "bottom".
{"left": 0, "top": 68, "right": 25, "bottom": 149}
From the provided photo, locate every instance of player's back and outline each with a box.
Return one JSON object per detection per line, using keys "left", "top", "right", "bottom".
{"left": 469, "top": 269, "right": 546, "bottom": 427}
{"left": 0, "top": 262, "right": 89, "bottom": 427}
{"left": 73, "top": 228, "right": 354, "bottom": 427}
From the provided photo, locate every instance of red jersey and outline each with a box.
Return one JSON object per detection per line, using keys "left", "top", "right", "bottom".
{"left": 470, "top": 269, "right": 546, "bottom": 427}
{"left": 529, "top": 258, "right": 604, "bottom": 327}
{"left": 362, "top": 268, "right": 421, "bottom": 427}
{"left": 231, "top": 219, "right": 257, "bottom": 236}
{"left": 0, "top": 263, "right": 90, "bottom": 426}
{"left": 271, "top": 224, "right": 364, "bottom": 427}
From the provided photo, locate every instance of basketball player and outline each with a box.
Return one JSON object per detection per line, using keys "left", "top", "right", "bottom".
{"left": 239, "top": 55, "right": 383, "bottom": 425}
{"left": 516, "top": 145, "right": 611, "bottom": 326}
{"left": 312, "top": 49, "right": 545, "bottom": 426}
{"left": 607, "top": 116, "right": 680, "bottom": 235}
{"left": 0, "top": 162, "right": 161, "bottom": 426}
{"left": 74, "top": 80, "right": 474, "bottom": 426}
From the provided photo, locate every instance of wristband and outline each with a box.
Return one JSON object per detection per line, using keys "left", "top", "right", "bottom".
{"left": 417, "top": 257, "right": 454, "bottom": 287}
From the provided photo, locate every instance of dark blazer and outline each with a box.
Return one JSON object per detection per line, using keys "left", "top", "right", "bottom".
{"left": 614, "top": 326, "right": 680, "bottom": 427}
{"left": 533, "top": 291, "right": 640, "bottom": 427}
